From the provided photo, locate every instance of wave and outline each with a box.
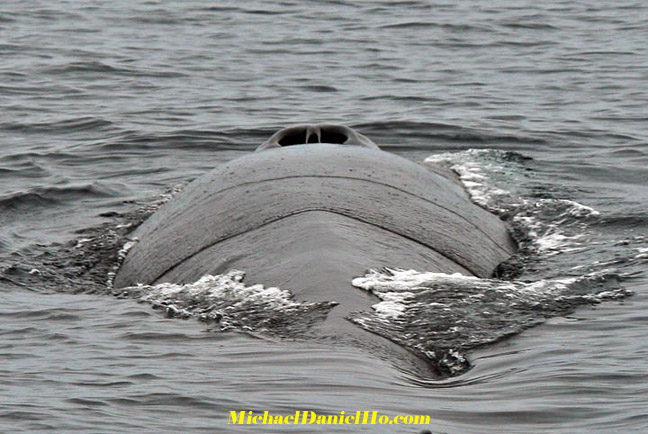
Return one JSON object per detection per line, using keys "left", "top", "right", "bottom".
{"left": 99, "top": 129, "right": 259, "bottom": 152}
{"left": 0, "top": 183, "right": 120, "bottom": 212}
{"left": 379, "top": 21, "right": 493, "bottom": 32}
{"left": 42, "top": 61, "right": 187, "bottom": 78}
{"left": 0, "top": 163, "right": 48, "bottom": 180}
{"left": 353, "top": 120, "right": 547, "bottom": 145}
{"left": 0, "top": 117, "right": 113, "bottom": 134}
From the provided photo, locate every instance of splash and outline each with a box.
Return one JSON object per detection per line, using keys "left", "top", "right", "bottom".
{"left": 425, "top": 149, "right": 604, "bottom": 279}
{"left": 114, "top": 270, "right": 337, "bottom": 336}
{"left": 350, "top": 268, "right": 631, "bottom": 376}
{"left": 336, "top": 149, "right": 638, "bottom": 376}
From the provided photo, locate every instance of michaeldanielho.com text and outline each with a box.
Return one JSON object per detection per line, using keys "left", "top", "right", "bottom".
{"left": 229, "top": 410, "right": 430, "bottom": 426}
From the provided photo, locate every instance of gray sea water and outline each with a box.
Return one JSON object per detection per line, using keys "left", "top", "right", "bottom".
{"left": 1, "top": 0, "right": 647, "bottom": 432}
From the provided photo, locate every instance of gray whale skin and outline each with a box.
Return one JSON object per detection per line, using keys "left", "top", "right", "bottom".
{"left": 114, "top": 124, "right": 517, "bottom": 375}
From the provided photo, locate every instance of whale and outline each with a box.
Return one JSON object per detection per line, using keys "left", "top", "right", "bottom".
{"left": 114, "top": 124, "right": 517, "bottom": 376}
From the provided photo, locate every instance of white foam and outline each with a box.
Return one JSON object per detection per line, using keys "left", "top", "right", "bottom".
{"left": 369, "top": 289, "right": 415, "bottom": 319}
{"left": 425, "top": 149, "right": 511, "bottom": 208}
{"left": 106, "top": 237, "right": 139, "bottom": 288}
{"left": 352, "top": 268, "right": 475, "bottom": 293}
{"left": 74, "top": 238, "right": 92, "bottom": 248}
{"left": 635, "top": 247, "right": 648, "bottom": 259}
{"left": 425, "top": 149, "right": 600, "bottom": 255}
{"left": 137, "top": 271, "right": 300, "bottom": 310}
{"left": 352, "top": 268, "right": 629, "bottom": 323}
{"left": 121, "top": 270, "right": 337, "bottom": 333}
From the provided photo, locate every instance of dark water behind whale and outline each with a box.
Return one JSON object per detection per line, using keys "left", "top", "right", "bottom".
{"left": 1, "top": 0, "right": 647, "bottom": 432}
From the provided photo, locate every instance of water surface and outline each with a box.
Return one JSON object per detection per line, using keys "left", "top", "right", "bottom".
{"left": 1, "top": 0, "right": 647, "bottom": 432}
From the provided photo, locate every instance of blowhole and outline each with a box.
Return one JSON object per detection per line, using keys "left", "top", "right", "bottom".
{"left": 257, "top": 124, "right": 378, "bottom": 151}
{"left": 320, "top": 129, "right": 348, "bottom": 144}
{"left": 277, "top": 127, "right": 349, "bottom": 146}
{"left": 278, "top": 130, "right": 309, "bottom": 146}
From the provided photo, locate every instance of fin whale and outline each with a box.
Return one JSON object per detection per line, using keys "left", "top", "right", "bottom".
{"left": 114, "top": 124, "right": 517, "bottom": 376}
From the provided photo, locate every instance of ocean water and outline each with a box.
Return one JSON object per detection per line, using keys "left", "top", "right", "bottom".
{"left": 1, "top": 0, "right": 647, "bottom": 432}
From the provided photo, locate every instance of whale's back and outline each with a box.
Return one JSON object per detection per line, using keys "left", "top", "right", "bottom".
{"left": 114, "top": 142, "right": 516, "bottom": 289}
